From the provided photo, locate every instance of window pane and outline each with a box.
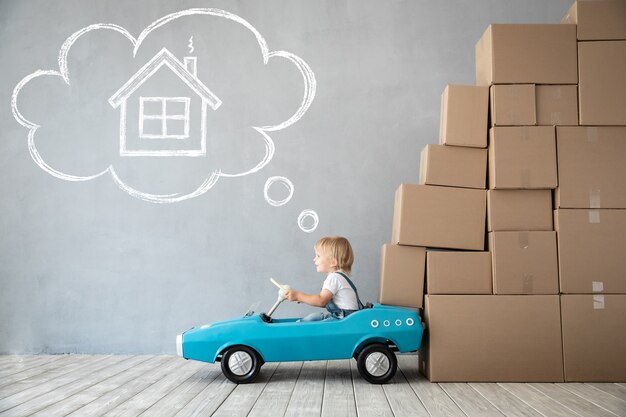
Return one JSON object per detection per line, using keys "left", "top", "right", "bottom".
{"left": 141, "top": 119, "right": 163, "bottom": 137}
{"left": 142, "top": 99, "right": 162, "bottom": 116}
{"left": 165, "top": 119, "right": 187, "bottom": 137}
{"left": 165, "top": 99, "right": 187, "bottom": 117}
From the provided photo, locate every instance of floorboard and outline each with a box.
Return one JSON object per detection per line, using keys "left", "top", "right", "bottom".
{"left": 211, "top": 362, "right": 278, "bottom": 417}
{"left": 102, "top": 359, "right": 204, "bottom": 417}
{"left": 0, "top": 355, "right": 112, "bottom": 413}
{"left": 350, "top": 359, "right": 394, "bottom": 417}
{"left": 440, "top": 383, "right": 505, "bottom": 417}
{"left": 321, "top": 359, "right": 357, "bottom": 417}
{"left": 0, "top": 355, "right": 62, "bottom": 377}
{"left": 0, "top": 355, "right": 97, "bottom": 400}
{"left": 587, "top": 383, "right": 626, "bottom": 402}
{"left": 557, "top": 383, "right": 626, "bottom": 416}
{"left": 0, "top": 355, "right": 76, "bottom": 391}
{"left": 0, "top": 356, "right": 38, "bottom": 366}
{"left": 383, "top": 362, "right": 430, "bottom": 417}
{"left": 528, "top": 383, "right": 619, "bottom": 417}
{"left": 31, "top": 356, "right": 160, "bottom": 417}
{"left": 470, "top": 383, "right": 544, "bottom": 417}
{"left": 498, "top": 383, "right": 583, "bottom": 417}
{"left": 66, "top": 356, "right": 178, "bottom": 416}
{"left": 247, "top": 361, "right": 302, "bottom": 417}
{"left": 397, "top": 355, "right": 466, "bottom": 417}
{"left": 3, "top": 355, "right": 147, "bottom": 417}
{"left": 141, "top": 362, "right": 221, "bottom": 417}
{"left": 174, "top": 371, "right": 236, "bottom": 417}
{"left": 0, "top": 355, "right": 623, "bottom": 417}
{"left": 283, "top": 360, "right": 326, "bottom": 417}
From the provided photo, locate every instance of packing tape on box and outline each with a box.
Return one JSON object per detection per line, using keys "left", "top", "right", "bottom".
{"left": 589, "top": 189, "right": 601, "bottom": 209}
{"left": 588, "top": 209, "right": 601, "bottom": 224}
{"left": 550, "top": 112, "right": 562, "bottom": 125}
{"left": 587, "top": 127, "right": 599, "bottom": 143}
{"left": 523, "top": 274, "right": 534, "bottom": 293}
{"left": 592, "top": 281, "right": 604, "bottom": 293}
{"left": 518, "top": 231, "right": 529, "bottom": 249}
{"left": 593, "top": 295, "right": 605, "bottom": 310}
{"left": 520, "top": 169, "right": 531, "bottom": 188}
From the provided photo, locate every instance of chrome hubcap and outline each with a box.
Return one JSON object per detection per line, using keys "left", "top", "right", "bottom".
{"left": 365, "top": 352, "right": 390, "bottom": 377}
{"left": 228, "top": 351, "right": 253, "bottom": 375}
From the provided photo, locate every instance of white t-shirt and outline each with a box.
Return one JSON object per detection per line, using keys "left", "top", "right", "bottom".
{"left": 322, "top": 272, "right": 359, "bottom": 311}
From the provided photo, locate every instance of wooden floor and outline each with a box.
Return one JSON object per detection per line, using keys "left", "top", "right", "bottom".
{"left": 0, "top": 355, "right": 625, "bottom": 417}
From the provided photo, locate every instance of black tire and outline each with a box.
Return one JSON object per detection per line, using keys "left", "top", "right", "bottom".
{"left": 356, "top": 343, "right": 397, "bottom": 384}
{"left": 221, "top": 345, "right": 263, "bottom": 384}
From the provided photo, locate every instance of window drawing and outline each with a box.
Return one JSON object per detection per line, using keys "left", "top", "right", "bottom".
{"left": 139, "top": 97, "right": 190, "bottom": 139}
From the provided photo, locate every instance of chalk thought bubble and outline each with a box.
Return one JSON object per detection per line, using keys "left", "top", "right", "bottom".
{"left": 12, "top": 8, "right": 316, "bottom": 204}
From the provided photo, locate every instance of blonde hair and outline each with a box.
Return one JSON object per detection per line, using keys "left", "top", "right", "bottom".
{"left": 315, "top": 236, "right": 354, "bottom": 275}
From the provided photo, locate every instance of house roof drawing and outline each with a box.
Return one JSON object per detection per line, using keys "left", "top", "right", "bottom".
{"left": 108, "top": 48, "right": 222, "bottom": 109}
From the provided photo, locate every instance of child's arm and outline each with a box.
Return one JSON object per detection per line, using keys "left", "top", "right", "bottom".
{"left": 285, "top": 289, "right": 333, "bottom": 307}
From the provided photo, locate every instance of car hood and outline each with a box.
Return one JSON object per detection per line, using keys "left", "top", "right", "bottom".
{"left": 195, "top": 314, "right": 260, "bottom": 330}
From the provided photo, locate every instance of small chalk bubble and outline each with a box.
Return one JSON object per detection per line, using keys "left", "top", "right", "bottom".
{"left": 297, "top": 209, "right": 319, "bottom": 233}
{"left": 264, "top": 176, "right": 294, "bottom": 207}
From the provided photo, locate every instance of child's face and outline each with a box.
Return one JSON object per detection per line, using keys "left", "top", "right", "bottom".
{"left": 314, "top": 250, "right": 337, "bottom": 274}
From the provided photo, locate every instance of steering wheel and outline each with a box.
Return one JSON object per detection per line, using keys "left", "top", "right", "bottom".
{"left": 271, "top": 278, "right": 290, "bottom": 293}
{"left": 261, "top": 278, "right": 291, "bottom": 322}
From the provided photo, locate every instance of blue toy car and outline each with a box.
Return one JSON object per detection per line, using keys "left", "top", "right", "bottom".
{"left": 177, "top": 281, "right": 423, "bottom": 384}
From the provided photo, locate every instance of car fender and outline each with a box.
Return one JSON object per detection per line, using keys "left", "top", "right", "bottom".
{"left": 213, "top": 341, "right": 264, "bottom": 363}
{"left": 352, "top": 336, "right": 395, "bottom": 358}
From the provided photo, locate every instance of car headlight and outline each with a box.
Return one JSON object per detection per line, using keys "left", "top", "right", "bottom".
{"left": 176, "top": 334, "right": 183, "bottom": 357}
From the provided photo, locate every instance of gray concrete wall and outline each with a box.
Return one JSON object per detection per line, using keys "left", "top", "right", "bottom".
{"left": 0, "top": 0, "right": 573, "bottom": 354}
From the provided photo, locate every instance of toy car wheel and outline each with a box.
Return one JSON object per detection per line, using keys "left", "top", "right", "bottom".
{"left": 356, "top": 343, "right": 397, "bottom": 384}
{"left": 221, "top": 345, "right": 263, "bottom": 384}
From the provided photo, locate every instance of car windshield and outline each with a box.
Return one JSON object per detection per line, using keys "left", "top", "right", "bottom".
{"left": 244, "top": 301, "right": 260, "bottom": 317}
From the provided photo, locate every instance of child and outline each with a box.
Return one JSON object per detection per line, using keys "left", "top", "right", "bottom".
{"left": 285, "top": 236, "right": 364, "bottom": 321}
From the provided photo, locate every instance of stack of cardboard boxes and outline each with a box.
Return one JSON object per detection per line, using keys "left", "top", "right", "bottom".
{"left": 378, "top": 0, "right": 626, "bottom": 382}
{"left": 558, "top": 0, "right": 626, "bottom": 382}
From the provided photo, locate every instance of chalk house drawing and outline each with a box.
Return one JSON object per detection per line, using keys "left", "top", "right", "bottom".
{"left": 11, "top": 8, "right": 316, "bottom": 205}
{"left": 109, "top": 48, "right": 222, "bottom": 157}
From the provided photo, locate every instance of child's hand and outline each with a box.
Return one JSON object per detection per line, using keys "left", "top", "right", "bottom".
{"left": 285, "top": 290, "right": 299, "bottom": 302}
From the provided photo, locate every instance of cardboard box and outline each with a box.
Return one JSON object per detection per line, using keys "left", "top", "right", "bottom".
{"left": 555, "top": 127, "right": 626, "bottom": 209}
{"left": 475, "top": 24, "right": 577, "bottom": 85}
{"left": 489, "top": 231, "right": 559, "bottom": 295}
{"left": 439, "top": 85, "right": 489, "bottom": 148}
{"left": 555, "top": 209, "right": 626, "bottom": 294}
{"left": 490, "top": 85, "right": 578, "bottom": 126}
{"left": 561, "top": 295, "right": 626, "bottom": 382}
{"left": 578, "top": 41, "right": 626, "bottom": 125}
{"left": 488, "top": 127, "right": 557, "bottom": 189}
{"left": 490, "top": 84, "right": 536, "bottom": 126}
{"left": 426, "top": 251, "right": 492, "bottom": 294}
{"left": 420, "top": 295, "right": 564, "bottom": 382}
{"left": 562, "top": 0, "right": 626, "bottom": 40}
{"left": 419, "top": 144, "right": 487, "bottom": 189}
{"left": 487, "top": 190, "right": 552, "bottom": 232}
{"left": 379, "top": 244, "right": 425, "bottom": 308}
{"left": 536, "top": 85, "right": 578, "bottom": 126}
{"left": 392, "top": 184, "right": 486, "bottom": 250}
